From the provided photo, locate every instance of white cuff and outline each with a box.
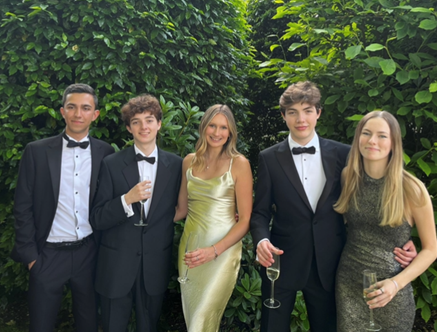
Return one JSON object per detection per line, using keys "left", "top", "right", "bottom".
{"left": 121, "top": 195, "right": 134, "bottom": 217}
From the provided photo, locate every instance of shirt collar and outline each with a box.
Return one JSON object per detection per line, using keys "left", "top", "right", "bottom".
{"left": 288, "top": 133, "right": 320, "bottom": 151}
{"left": 134, "top": 144, "right": 158, "bottom": 161}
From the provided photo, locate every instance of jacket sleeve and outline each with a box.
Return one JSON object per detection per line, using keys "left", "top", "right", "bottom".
{"left": 12, "top": 144, "right": 39, "bottom": 264}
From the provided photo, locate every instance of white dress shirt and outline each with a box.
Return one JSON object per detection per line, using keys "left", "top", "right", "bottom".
{"left": 257, "top": 133, "right": 327, "bottom": 249}
{"left": 122, "top": 145, "right": 158, "bottom": 217}
{"left": 47, "top": 134, "right": 92, "bottom": 242}
{"left": 288, "top": 134, "right": 326, "bottom": 213}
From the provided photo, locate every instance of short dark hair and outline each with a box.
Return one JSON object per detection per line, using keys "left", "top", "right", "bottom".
{"left": 279, "top": 81, "right": 322, "bottom": 114}
{"left": 62, "top": 83, "right": 98, "bottom": 109}
{"left": 121, "top": 94, "right": 162, "bottom": 126}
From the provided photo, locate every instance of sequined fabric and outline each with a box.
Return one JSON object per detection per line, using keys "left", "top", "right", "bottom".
{"left": 335, "top": 172, "right": 415, "bottom": 332}
{"left": 178, "top": 161, "right": 242, "bottom": 332}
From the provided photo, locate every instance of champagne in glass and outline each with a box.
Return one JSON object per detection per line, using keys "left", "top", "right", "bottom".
{"left": 263, "top": 251, "right": 281, "bottom": 308}
{"left": 134, "top": 175, "right": 150, "bottom": 227}
{"left": 363, "top": 270, "right": 381, "bottom": 331}
{"left": 178, "top": 232, "right": 199, "bottom": 284}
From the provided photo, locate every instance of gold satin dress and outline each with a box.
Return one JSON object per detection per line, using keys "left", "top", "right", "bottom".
{"left": 178, "top": 159, "right": 242, "bottom": 332}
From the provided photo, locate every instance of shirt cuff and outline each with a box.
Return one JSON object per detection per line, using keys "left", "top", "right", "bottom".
{"left": 256, "top": 238, "right": 270, "bottom": 261}
{"left": 121, "top": 194, "right": 134, "bottom": 217}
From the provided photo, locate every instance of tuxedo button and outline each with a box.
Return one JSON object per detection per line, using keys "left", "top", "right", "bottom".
{"left": 137, "top": 251, "right": 142, "bottom": 256}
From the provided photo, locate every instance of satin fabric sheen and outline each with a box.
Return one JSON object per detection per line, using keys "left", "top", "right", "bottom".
{"left": 178, "top": 161, "right": 242, "bottom": 332}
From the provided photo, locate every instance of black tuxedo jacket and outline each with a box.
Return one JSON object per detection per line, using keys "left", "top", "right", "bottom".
{"left": 250, "top": 136, "right": 350, "bottom": 291}
{"left": 90, "top": 146, "right": 182, "bottom": 298}
{"left": 11, "top": 133, "right": 114, "bottom": 264}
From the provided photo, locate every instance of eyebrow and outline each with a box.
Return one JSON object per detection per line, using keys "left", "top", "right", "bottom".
{"left": 362, "top": 128, "right": 389, "bottom": 134}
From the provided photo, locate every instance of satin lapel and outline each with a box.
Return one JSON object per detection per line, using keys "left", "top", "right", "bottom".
{"left": 89, "top": 137, "right": 104, "bottom": 207}
{"left": 315, "top": 138, "right": 337, "bottom": 212}
{"left": 47, "top": 134, "right": 63, "bottom": 204}
{"left": 275, "top": 140, "right": 312, "bottom": 212}
{"left": 147, "top": 149, "right": 171, "bottom": 222}
{"left": 122, "top": 146, "right": 141, "bottom": 215}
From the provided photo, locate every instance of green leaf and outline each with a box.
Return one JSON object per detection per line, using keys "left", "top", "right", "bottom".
{"left": 424, "top": 111, "right": 437, "bottom": 122}
{"left": 421, "top": 303, "right": 431, "bottom": 322}
{"left": 324, "top": 95, "right": 341, "bottom": 105}
{"left": 368, "top": 89, "right": 379, "bottom": 97}
{"left": 365, "top": 43, "right": 384, "bottom": 51}
{"left": 417, "top": 159, "right": 431, "bottom": 176}
{"left": 345, "top": 45, "right": 362, "bottom": 60}
{"left": 419, "top": 19, "right": 437, "bottom": 30}
{"left": 288, "top": 43, "right": 305, "bottom": 51}
{"left": 396, "top": 71, "right": 409, "bottom": 85}
{"left": 411, "top": 7, "right": 432, "bottom": 13}
{"left": 415, "top": 91, "right": 432, "bottom": 104}
{"left": 82, "top": 62, "right": 93, "bottom": 70}
{"left": 429, "top": 83, "right": 437, "bottom": 93}
{"left": 397, "top": 107, "right": 411, "bottom": 116}
{"left": 403, "top": 152, "right": 411, "bottom": 165}
{"left": 346, "top": 114, "right": 364, "bottom": 121}
{"left": 421, "top": 138, "right": 431, "bottom": 149}
{"left": 364, "top": 57, "right": 383, "bottom": 68}
{"left": 379, "top": 59, "right": 396, "bottom": 75}
{"left": 391, "top": 88, "right": 404, "bottom": 101}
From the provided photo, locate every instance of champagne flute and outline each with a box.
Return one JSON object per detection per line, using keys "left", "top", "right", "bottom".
{"left": 134, "top": 175, "right": 150, "bottom": 227}
{"left": 263, "top": 251, "right": 281, "bottom": 308}
{"left": 178, "top": 232, "right": 199, "bottom": 284}
{"left": 363, "top": 270, "right": 381, "bottom": 331}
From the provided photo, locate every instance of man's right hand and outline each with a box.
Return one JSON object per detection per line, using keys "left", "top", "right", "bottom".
{"left": 28, "top": 260, "right": 36, "bottom": 270}
{"left": 124, "top": 180, "right": 152, "bottom": 205}
{"left": 257, "top": 240, "right": 284, "bottom": 267}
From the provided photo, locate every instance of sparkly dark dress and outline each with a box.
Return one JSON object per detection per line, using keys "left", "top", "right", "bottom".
{"left": 335, "top": 173, "right": 415, "bottom": 332}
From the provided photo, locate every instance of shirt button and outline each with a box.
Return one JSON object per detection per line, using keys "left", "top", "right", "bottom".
{"left": 76, "top": 173, "right": 78, "bottom": 176}
{"left": 75, "top": 211, "right": 78, "bottom": 213}
{"left": 75, "top": 192, "right": 78, "bottom": 194}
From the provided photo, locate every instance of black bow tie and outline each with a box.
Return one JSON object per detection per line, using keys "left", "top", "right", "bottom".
{"left": 135, "top": 153, "right": 156, "bottom": 164}
{"left": 63, "top": 132, "right": 89, "bottom": 149}
{"left": 292, "top": 146, "right": 316, "bottom": 155}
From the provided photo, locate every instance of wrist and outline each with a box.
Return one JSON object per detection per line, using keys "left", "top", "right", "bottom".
{"left": 212, "top": 244, "right": 218, "bottom": 260}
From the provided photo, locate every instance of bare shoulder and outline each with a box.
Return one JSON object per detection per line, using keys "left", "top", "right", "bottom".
{"left": 233, "top": 154, "right": 251, "bottom": 168}
{"left": 232, "top": 155, "right": 252, "bottom": 178}
{"left": 182, "top": 153, "right": 195, "bottom": 169}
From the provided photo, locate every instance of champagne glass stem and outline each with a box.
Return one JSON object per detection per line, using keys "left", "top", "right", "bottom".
{"left": 140, "top": 202, "right": 144, "bottom": 224}
{"left": 270, "top": 280, "right": 275, "bottom": 303}
{"left": 369, "top": 308, "right": 375, "bottom": 327}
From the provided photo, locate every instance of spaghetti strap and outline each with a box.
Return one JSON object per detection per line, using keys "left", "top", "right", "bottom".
{"left": 228, "top": 158, "right": 234, "bottom": 172}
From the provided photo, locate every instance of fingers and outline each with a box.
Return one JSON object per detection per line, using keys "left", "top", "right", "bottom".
{"left": 257, "top": 241, "right": 283, "bottom": 267}
{"left": 366, "top": 279, "right": 398, "bottom": 309}
{"left": 184, "top": 247, "right": 214, "bottom": 268}
{"left": 28, "top": 260, "right": 36, "bottom": 270}
{"left": 393, "top": 247, "right": 416, "bottom": 267}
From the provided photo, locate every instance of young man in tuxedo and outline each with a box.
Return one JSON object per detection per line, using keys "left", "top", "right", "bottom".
{"left": 250, "top": 81, "right": 416, "bottom": 331}
{"left": 12, "top": 83, "right": 114, "bottom": 332}
{"left": 90, "top": 94, "right": 182, "bottom": 332}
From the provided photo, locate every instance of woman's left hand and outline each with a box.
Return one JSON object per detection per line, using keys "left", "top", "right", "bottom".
{"left": 366, "top": 279, "right": 399, "bottom": 309}
{"left": 184, "top": 246, "right": 216, "bottom": 268}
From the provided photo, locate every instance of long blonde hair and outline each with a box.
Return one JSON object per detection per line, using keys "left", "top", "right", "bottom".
{"left": 334, "top": 111, "right": 428, "bottom": 227}
{"left": 191, "top": 104, "right": 240, "bottom": 171}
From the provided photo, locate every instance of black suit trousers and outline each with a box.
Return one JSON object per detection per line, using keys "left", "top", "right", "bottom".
{"left": 260, "top": 256, "right": 337, "bottom": 332}
{"left": 28, "top": 238, "right": 98, "bottom": 332}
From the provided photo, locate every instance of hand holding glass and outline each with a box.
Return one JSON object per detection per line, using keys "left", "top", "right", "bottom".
{"left": 178, "top": 232, "right": 199, "bottom": 284}
{"left": 264, "top": 252, "right": 280, "bottom": 308}
{"left": 363, "top": 269, "right": 381, "bottom": 331}
{"left": 134, "top": 175, "right": 150, "bottom": 227}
